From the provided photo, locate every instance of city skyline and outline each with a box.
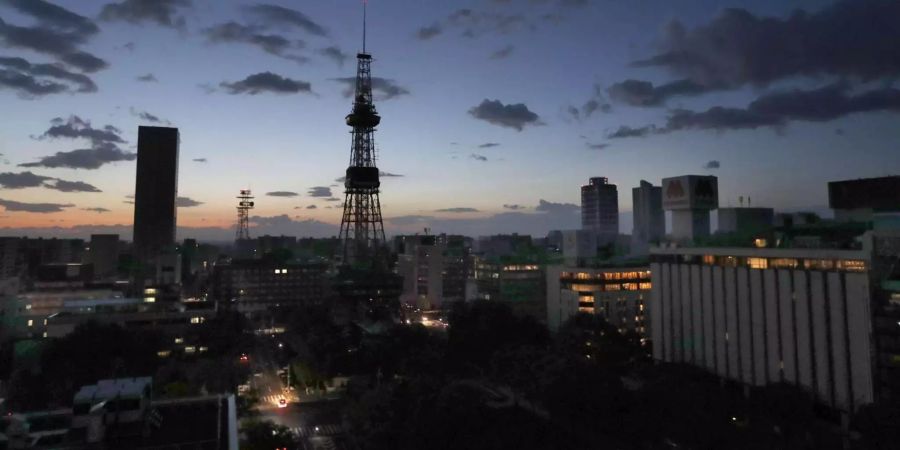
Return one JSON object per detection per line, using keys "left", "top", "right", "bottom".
{"left": 1, "top": 0, "right": 899, "bottom": 241}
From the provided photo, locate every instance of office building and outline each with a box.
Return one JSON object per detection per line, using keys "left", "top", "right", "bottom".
{"left": 211, "top": 259, "right": 329, "bottom": 315}
{"left": 581, "top": 177, "right": 619, "bottom": 243}
{"left": 132, "top": 126, "right": 179, "bottom": 287}
{"left": 829, "top": 175, "right": 900, "bottom": 223}
{"left": 648, "top": 234, "right": 900, "bottom": 413}
{"left": 474, "top": 260, "right": 545, "bottom": 321}
{"left": 560, "top": 230, "right": 598, "bottom": 266}
{"left": 662, "top": 175, "right": 718, "bottom": 242}
{"left": 546, "top": 265, "right": 651, "bottom": 336}
{"left": 475, "top": 234, "right": 533, "bottom": 260}
{"left": 87, "top": 234, "right": 120, "bottom": 280}
{"left": 632, "top": 180, "right": 664, "bottom": 255}
{"left": 397, "top": 235, "right": 446, "bottom": 310}
{"left": 717, "top": 207, "right": 775, "bottom": 235}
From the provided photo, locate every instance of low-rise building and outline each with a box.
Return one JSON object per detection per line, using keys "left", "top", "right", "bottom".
{"left": 546, "top": 265, "right": 652, "bottom": 337}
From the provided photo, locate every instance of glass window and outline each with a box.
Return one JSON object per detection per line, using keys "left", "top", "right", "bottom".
{"left": 747, "top": 257, "right": 768, "bottom": 269}
{"left": 770, "top": 258, "right": 799, "bottom": 269}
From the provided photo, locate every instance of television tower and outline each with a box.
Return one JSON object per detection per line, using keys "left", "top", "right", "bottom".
{"left": 339, "top": 0, "right": 386, "bottom": 264}
{"left": 236, "top": 189, "right": 254, "bottom": 240}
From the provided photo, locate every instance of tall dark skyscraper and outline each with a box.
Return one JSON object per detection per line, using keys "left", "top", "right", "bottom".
{"left": 133, "top": 126, "right": 179, "bottom": 273}
{"left": 581, "top": 177, "right": 619, "bottom": 242}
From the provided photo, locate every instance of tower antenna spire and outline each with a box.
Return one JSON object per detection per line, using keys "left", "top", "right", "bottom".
{"left": 362, "top": 0, "right": 367, "bottom": 53}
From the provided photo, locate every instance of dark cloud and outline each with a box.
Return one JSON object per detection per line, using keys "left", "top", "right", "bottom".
{"left": 469, "top": 99, "right": 541, "bottom": 131}
{"left": 704, "top": 160, "right": 721, "bottom": 169}
{"left": 333, "top": 77, "right": 410, "bottom": 101}
{"left": 478, "top": 142, "right": 500, "bottom": 148}
{"left": 535, "top": 199, "right": 579, "bottom": 214}
{"left": 307, "top": 186, "right": 332, "bottom": 197}
{"left": 317, "top": 46, "right": 347, "bottom": 66}
{"left": 0, "top": 198, "right": 73, "bottom": 213}
{"left": 81, "top": 207, "right": 110, "bottom": 213}
{"left": 470, "top": 153, "right": 488, "bottom": 162}
{"left": 46, "top": 179, "right": 101, "bottom": 192}
{"left": 606, "top": 125, "right": 656, "bottom": 139}
{"left": 380, "top": 171, "right": 403, "bottom": 177}
{"left": 567, "top": 83, "right": 611, "bottom": 120}
{"left": 136, "top": 73, "right": 157, "bottom": 82}
{"left": 3, "top": 0, "right": 99, "bottom": 36}
{"left": 203, "top": 22, "right": 307, "bottom": 63}
{"left": 0, "top": 171, "right": 100, "bottom": 192}
{"left": 0, "top": 19, "right": 107, "bottom": 72}
{"left": 243, "top": 4, "right": 328, "bottom": 37}
{"left": 632, "top": 1, "right": 900, "bottom": 89}
{"left": 129, "top": 107, "right": 168, "bottom": 124}
{"left": 123, "top": 200, "right": 134, "bottom": 204}
{"left": 436, "top": 207, "right": 479, "bottom": 213}
{"left": 607, "top": 78, "right": 707, "bottom": 107}
{"left": 220, "top": 72, "right": 312, "bottom": 95}
{"left": 266, "top": 191, "right": 298, "bottom": 197}
{"left": 503, "top": 204, "right": 525, "bottom": 210}
{"left": 37, "top": 115, "right": 124, "bottom": 145}
{"left": 610, "top": 83, "right": 900, "bottom": 138}
{"left": 586, "top": 142, "right": 610, "bottom": 150}
{"left": 418, "top": 9, "right": 527, "bottom": 40}
{"left": 386, "top": 198, "right": 581, "bottom": 236}
{"left": 20, "top": 145, "right": 136, "bottom": 169}
{"left": 306, "top": 204, "right": 317, "bottom": 210}
{"left": 489, "top": 45, "right": 515, "bottom": 60}
{"left": 176, "top": 196, "right": 202, "bottom": 207}
{"left": 416, "top": 23, "right": 442, "bottom": 40}
{"left": 192, "top": 158, "right": 207, "bottom": 163}
{"left": 100, "top": 0, "right": 192, "bottom": 29}
{"left": 0, "top": 171, "right": 51, "bottom": 189}
{"left": 323, "top": 197, "right": 340, "bottom": 202}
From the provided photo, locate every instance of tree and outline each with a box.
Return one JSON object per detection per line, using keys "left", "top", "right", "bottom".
{"left": 240, "top": 419, "right": 295, "bottom": 450}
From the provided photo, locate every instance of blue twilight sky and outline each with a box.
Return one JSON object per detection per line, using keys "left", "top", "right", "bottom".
{"left": 0, "top": 0, "right": 898, "bottom": 241}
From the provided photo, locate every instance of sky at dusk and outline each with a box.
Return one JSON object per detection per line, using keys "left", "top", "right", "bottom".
{"left": 1, "top": 0, "right": 899, "bottom": 241}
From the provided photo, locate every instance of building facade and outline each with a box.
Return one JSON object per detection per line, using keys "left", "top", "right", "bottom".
{"left": 662, "top": 175, "right": 718, "bottom": 242}
{"left": 475, "top": 260, "right": 545, "bottom": 321}
{"left": 717, "top": 207, "right": 775, "bottom": 235}
{"left": 87, "top": 234, "right": 120, "bottom": 281}
{"left": 829, "top": 175, "right": 900, "bottom": 223}
{"left": 581, "top": 177, "right": 619, "bottom": 242}
{"left": 546, "top": 265, "right": 652, "bottom": 337}
{"left": 649, "top": 244, "right": 879, "bottom": 412}
{"left": 632, "top": 180, "right": 664, "bottom": 255}
{"left": 132, "top": 126, "right": 179, "bottom": 287}
{"left": 211, "top": 260, "right": 329, "bottom": 314}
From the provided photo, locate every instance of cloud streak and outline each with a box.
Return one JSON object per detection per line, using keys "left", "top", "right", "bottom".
{"left": 220, "top": 72, "right": 312, "bottom": 95}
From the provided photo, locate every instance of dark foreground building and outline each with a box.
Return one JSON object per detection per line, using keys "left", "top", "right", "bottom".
{"left": 132, "top": 126, "right": 180, "bottom": 290}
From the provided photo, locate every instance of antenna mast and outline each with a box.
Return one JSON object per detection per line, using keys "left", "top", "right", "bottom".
{"left": 362, "top": 0, "right": 367, "bottom": 53}
{"left": 236, "top": 189, "right": 254, "bottom": 241}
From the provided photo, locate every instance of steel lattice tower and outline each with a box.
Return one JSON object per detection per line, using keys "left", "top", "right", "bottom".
{"left": 236, "top": 189, "right": 254, "bottom": 240}
{"left": 339, "top": 5, "right": 385, "bottom": 265}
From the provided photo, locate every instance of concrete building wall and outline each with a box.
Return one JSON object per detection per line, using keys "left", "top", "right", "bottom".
{"left": 650, "top": 246, "right": 875, "bottom": 412}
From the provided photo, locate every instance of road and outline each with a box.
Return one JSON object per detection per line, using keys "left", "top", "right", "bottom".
{"left": 258, "top": 399, "right": 352, "bottom": 450}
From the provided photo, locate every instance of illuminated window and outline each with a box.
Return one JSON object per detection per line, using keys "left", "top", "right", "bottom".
{"left": 185, "top": 346, "right": 196, "bottom": 354}
{"left": 702, "top": 255, "right": 715, "bottom": 265}
{"left": 174, "top": 337, "right": 184, "bottom": 344}
{"left": 754, "top": 238, "right": 767, "bottom": 248}
{"left": 639, "top": 282, "right": 652, "bottom": 290}
{"left": 42, "top": 331, "right": 48, "bottom": 338}
{"left": 804, "top": 259, "right": 834, "bottom": 270}
{"left": 747, "top": 257, "right": 768, "bottom": 269}
{"left": 144, "top": 288, "right": 157, "bottom": 295}
{"left": 722, "top": 256, "right": 739, "bottom": 267}
{"left": 43, "top": 319, "right": 47, "bottom": 326}
{"left": 622, "top": 283, "right": 640, "bottom": 291}
{"left": 157, "top": 350, "right": 171, "bottom": 357}
{"left": 25, "top": 304, "right": 32, "bottom": 310}
{"left": 837, "top": 260, "right": 867, "bottom": 272}
{"left": 190, "top": 317, "right": 202, "bottom": 324}
{"left": 145, "top": 297, "right": 156, "bottom": 303}
{"left": 27, "top": 319, "right": 33, "bottom": 327}
{"left": 770, "top": 258, "right": 799, "bottom": 269}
